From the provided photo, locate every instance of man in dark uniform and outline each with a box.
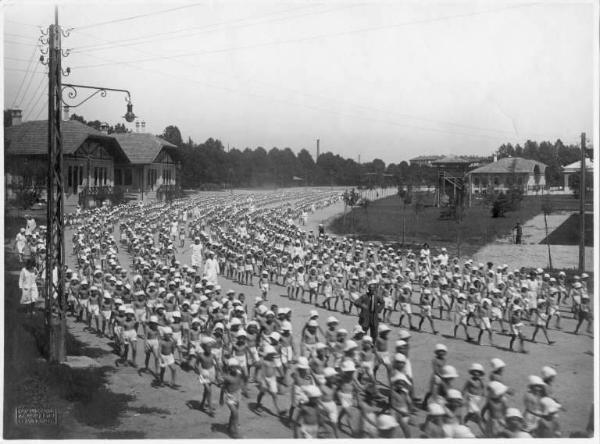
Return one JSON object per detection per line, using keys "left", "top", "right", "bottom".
{"left": 318, "top": 224, "right": 325, "bottom": 237}
{"left": 513, "top": 221, "right": 523, "bottom": 244}
{"left": 356, "top": 280, "right": 385, "bottom": 340}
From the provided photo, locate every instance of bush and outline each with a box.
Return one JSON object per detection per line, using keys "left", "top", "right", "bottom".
{"left": 491, "top": 192, "right": 508, "bottom": 218}
{"left": 506, "top": 187, "right": 524, "bottom": 211}
{"left": 14, "top": 188, "right": 43, "bottom": 209}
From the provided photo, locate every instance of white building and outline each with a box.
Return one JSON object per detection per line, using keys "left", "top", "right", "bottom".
{"left": 467, "top": 157, "right": 547, "bottom": 196}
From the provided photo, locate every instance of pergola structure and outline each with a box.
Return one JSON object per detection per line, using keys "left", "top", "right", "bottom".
{"left": 431, "top": 155, "right": 473, "bottom": 207}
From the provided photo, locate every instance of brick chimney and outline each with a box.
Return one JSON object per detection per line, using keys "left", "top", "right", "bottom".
{"left": 63, "top": 106, "right": 70, "bottom": 121}
{"left": 99, "top": 122, "right": 110, "bottom": 134}
{"left": 10, "top": 109, "right": 22, "bottom": 126}
{"left": 141, "top": 121, "right": 146, "bottom": 132}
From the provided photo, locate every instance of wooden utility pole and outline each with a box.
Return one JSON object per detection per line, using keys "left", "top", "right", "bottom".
{"left": 544, "top": 212, "right": 553, "bottom": 270}
{"left": 578, "top": 132, "right": 586, "bottom": 272}
{"left": 46, "top": 6, "right": 66, "bottom": 363}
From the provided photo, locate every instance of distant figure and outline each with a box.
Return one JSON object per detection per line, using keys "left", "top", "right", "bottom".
{"left": 513, "top": 222, "right": 523, "bottom": 244}
{"left": 25, "top": 214, "right": 36, "bottom": 235}
{"left": 318, "top": 224, "right": 325, "bottom": 236}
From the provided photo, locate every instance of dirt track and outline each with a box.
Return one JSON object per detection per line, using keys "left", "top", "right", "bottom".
{"left": 53, "top": 193, "right": 594, "bottom": 438}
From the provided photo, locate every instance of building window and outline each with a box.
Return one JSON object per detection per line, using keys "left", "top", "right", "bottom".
{"left": 68, "top": 166, "right": 73, "bottom": 188}
{"left": 493, "top": 176, "right": 499, "bottom": 186}
{"left": 473, "top": 177, "right": 479, "bottom": 186}
{"left": 124, "top": 169, "right": 132, "bottom": 186}
{"left": 115, "top": 168, "right": 122, "bottom": 186}
{"left": 517, "top": 176, "right": 523, "bottom": 185}
{"left": 79, "top": 166, "right": 84, "bottom": 185}
{"left": 147, "top": 168, "right": 158, "bottom": 188}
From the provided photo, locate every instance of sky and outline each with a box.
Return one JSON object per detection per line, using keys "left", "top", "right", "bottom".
{"left": 2, "top": 0, "right": 597, "bottom": 164}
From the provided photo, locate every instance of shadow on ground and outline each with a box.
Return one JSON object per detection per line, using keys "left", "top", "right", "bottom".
{"left": 3, "top": 259, "right": 154, "bottom": 438}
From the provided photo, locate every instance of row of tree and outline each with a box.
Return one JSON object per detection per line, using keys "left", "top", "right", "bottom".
{"left": 495, "top": 140, "right": 592, "bottom": 187}
{"left": 69, "top": 113, "right": 129, "bottom": 134}
{"left": 166, "top": 126, "right": 590, "bottom": 189}
{"left": 10, "top": 111, "right": 587, "bottom": 189}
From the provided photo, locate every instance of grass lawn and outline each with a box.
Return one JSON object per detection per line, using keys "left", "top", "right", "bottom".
{"left": 329, "top": 194, "right": 558, "bottom": 255}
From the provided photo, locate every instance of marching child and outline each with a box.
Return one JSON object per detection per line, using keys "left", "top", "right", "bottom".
{"left": 220, "top": 358, "right": 244, "bottom": 438}
{"left": 462, "top": 363, "right": 486, "bottom": 434}
{"left": 197, "top": 337, "right": 218, "bottom": 416}
{"left": 530, "top": 300, "right": 554, "bottom": 345}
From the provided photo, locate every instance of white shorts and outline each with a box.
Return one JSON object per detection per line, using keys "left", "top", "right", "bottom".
{"left": 281, "top": 346, "right": 294, "bottom": 364}
{"left": 89, "top": 304, "right": 100, "bottom": 316}
{"left": 249, "top": 346, "right": 260, "bottom": 364}
{"left": 321, "top": 400, "right": 338, "bottom": 422}
{"left": 511, "top": 323, "right": 523, "bottom": 335}
{"left": 198, "top": 367, "right": 216, "bottom": 385}
{"left": 400, "top": 303, "right": 412, "bottom": 314}
{"left": 134, "top": 309, "right": 146, "bottom": 322}
{"left": 189, "top": 340, "right": 201, "bottom": 355}
{"left": 123, "top": 329, "right": 137, "bottom": 342}
{"left": 172, "top": 331, "right": 182, "bottom": 347}
{"left": 145, "top": 338, "right": 159, "bottom": 355}
{"left": 479, "top": 317, "right": 491, "bottom": 330}
{"left": 160, "top": 353, "right": 175, "bottom": 367}
{"left": 261, "top": 375, "right": 278, "bottom": 394}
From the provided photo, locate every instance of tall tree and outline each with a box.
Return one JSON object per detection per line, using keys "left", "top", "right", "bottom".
{"left": 162, "top": 125, "right": 183, "bottom": 146}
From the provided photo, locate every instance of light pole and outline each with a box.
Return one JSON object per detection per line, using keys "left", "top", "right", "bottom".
{"left": 39, "top": 6, "right": 136, "bottom": 363}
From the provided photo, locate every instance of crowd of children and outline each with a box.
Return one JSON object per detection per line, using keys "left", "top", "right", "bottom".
{"left": 16, "top": 188, "right": 594, "bottom": 438}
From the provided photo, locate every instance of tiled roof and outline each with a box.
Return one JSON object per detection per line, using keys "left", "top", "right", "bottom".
{"left": 113, "top": 133, "right": 177, "bottom": 164}
{"left": 4, "top": 120, "right": 127, "bottom": 162}
{"left": 431, "top": 155, "right": 472, "bottom": 164}
{"left": 410, "top": 155, "right": 443, "bottom": 161}
{"left": 468, "top": 157, "right": 547, "bottom": 175}
{"left": 562, "top": 158, "right": 593, "bottom": 173}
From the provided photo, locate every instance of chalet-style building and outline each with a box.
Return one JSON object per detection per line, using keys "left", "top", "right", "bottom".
{"left": 4, "top": 110, "right": 181, "bottom": 207}
{"left": 5, "top": 119, "right": 129, "bottom": 207}
{"left": 113, "top": 133, "right": 179, "bottom": 202}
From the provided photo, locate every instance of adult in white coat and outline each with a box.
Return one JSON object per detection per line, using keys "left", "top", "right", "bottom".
{"left": 203, "top": 251, "right": 220, "bottom": 286}
{"left": 190, "top": 237, "right": 203, "bottom": 270}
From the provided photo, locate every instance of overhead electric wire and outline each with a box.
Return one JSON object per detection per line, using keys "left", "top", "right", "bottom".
{"left": 31, "top": 95, "right": 49, "bottom": 120}
{"left": 64, "top": 50, "right": 520, "bottom": 142}
{"left": 63, "top": 3, "right": 542, "bottom": 139}
{"left": 74, "top": 3, "right": 205, "bottom": 30}
{"left": 4, "top": 32, "right": 37, "bottom": 39}
{"left": 4, "top": 40, "right": 39, "bottom": 47}
{"left": 71, "top": 3, "right": 354, "bottom": 53}
{"left": 5, "top": 67, "right": 43, "bottom": 73}
{"left": 21, "top": 74, "right": 47, "bottom": 116}
{"left": 24, "top": 84, "right": 48, "bottom": 121}
{"left": 17, "top": 60, "right": 45, "bottom": 112}
{"left": 64, "top": 2, "right": 537, "bottom": 138}
{"left": 11, "top": 45, "right": 38, "bottom": 107}
{"left": 70, "top": 2, "right": 541, "bottom": 69}
{"left": 6, "top": 19, "right": 42, "bottom": 28}
{"left": 5, "top": 56, "right": 40, "bottom": 63}
{"left": 57, "top": 1, "right": 556, "bottom": 140}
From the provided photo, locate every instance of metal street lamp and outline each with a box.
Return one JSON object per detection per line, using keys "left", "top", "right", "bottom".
{"left": 60, "top": 83, "right": 136, "bottom": 122}
{"left": 39, "top": 6, "right": 137, "bottom": 363}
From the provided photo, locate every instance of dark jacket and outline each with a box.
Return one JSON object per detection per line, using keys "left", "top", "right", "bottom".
{"left": 356, "top": 291, "right": 385, "bottom": 327}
